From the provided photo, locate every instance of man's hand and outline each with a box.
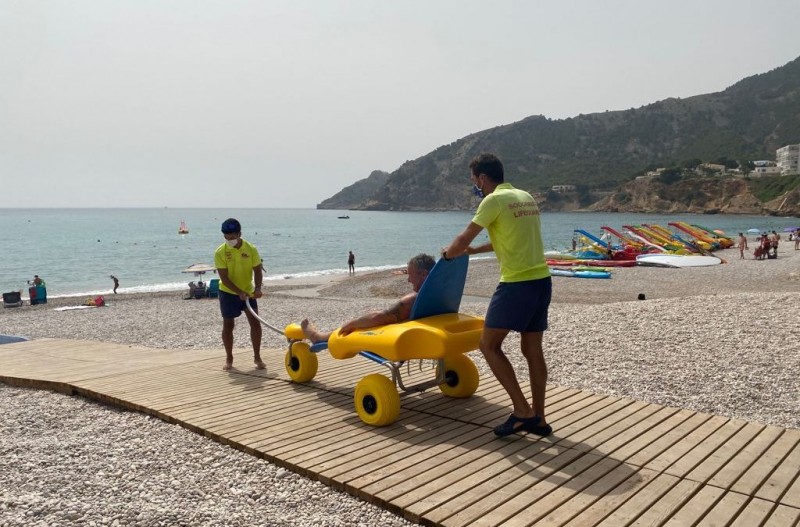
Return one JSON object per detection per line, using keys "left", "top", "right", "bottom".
{"left": 253, "top": 289, "right": 263, "bottom": 299}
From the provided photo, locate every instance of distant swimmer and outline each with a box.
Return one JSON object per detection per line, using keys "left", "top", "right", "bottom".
{"left": 110, "top": 275, "right": 119, "bottom": 294}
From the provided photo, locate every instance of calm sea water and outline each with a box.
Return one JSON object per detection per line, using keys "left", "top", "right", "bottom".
{"left": 1, "top": 208, "right": 797, "bottom": 298}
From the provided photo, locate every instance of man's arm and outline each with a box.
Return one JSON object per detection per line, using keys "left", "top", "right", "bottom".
{"left": 443, "top": 222, "right": 489, "bottom": 259}
{"left": 253, "top": 263, "right": 263, "bottom": 299}
{"left": 339, "top": 293, "right": 416, "bottom": 335}
{"left": 217, "top": 268, "right": 247, "bottom": 300}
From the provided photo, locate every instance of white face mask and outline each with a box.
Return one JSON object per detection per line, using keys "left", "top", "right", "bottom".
{"left": 226, "top": 238, "right": 239, "bottom": 248}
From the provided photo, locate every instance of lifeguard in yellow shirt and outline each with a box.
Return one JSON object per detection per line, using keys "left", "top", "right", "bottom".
{"left": 443, "top": 153, "right": 552, "bottom": 438}
{"left": 214, "top": 218, "right": 265, "bottom": 372}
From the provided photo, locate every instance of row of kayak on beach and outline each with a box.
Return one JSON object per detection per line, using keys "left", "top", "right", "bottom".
{"left": 545, "top": 222, "right": 728, "bottom": 277}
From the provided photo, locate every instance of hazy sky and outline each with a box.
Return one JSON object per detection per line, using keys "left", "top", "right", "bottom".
{"left": 2, "top": 1, "right": 799, "bottom": 208}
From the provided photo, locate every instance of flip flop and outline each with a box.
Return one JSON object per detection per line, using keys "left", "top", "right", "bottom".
{"left": 493, "top": 414, "right": 540, "bottom": 437}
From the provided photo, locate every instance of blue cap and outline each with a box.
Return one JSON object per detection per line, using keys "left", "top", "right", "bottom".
{"left": 221, "top": 218, "right": 241, "bottom": 234}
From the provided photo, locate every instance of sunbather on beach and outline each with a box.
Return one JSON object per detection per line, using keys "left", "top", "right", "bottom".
{"left": 300, "top": 253, "right": 434, "bottom": 343}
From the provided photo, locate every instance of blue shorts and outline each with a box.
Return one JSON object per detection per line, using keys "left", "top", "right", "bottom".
{"left": 485, "top": 277, "right": 552, "bottom": 333}
{"left": 219, "top": 291, "right": 258, "bottom": 319}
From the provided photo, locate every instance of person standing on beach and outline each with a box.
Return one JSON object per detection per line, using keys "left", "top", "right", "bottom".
{"left": 737, "top": 233, "right": 748, "bottom": 260}
{"left": 348, "top": 251, "right": 355, "bottom": 276}
{"left": 442, "top": 153, "right": 552, "bottom": 438}
{"left": 214, "top": 218, "right": 265, "bottom": 372}
{"left": 110, "top": 275, "right": 119, "bottom": 294}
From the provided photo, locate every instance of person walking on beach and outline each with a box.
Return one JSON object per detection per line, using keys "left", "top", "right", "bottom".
{"left": 348, "top": 250, "right": 355, "bottom": 276}
{"left": 737, "top": 233, "right": 748, "bottom": 260}
{"left": 110, "top": 275, "right": 119, "bottom": 294}
{"left": 442, "top": 153, "right": 552, "bottom": 438}
{"left": 795, "top": 229, "right": 800, "bottom": 250}
{"left": 214, "top": 218, "right": 265, "bottom": 372}
{"left": 301, "top": 254, "right": 434, "bottom": 342}
{"left": 769, "top": 230, "right": 780, "bottom": 258}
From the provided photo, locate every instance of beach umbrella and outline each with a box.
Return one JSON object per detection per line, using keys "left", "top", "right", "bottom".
{"left": 182, "top": 263, "right": 217, "bottom": 276}
{"left": 746, "top": 228, "right": 760, "bottom": 234}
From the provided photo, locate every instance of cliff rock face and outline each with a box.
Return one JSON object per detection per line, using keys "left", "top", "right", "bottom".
{"left": 319, "top": 56, "right": 800, "bottom": 213}
{"left": 588, "top": 178, "right": 766, "bottom": 214}
{"left": 317, "top": 170, "right": 390, "bottom": 210}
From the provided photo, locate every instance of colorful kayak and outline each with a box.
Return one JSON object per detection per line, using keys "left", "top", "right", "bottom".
{"left": 547, "top": 259, "right": 636, "bottom": 268}
{"left": 550, "top": 269, "right": 612, "bottom": 279}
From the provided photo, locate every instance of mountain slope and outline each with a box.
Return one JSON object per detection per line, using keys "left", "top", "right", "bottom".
{"left": 319, "top": 56, "right": 800, "bottom": 211}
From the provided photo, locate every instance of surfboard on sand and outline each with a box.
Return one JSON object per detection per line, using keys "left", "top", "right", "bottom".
{"left": 635, "top": 254, "right": 721, "bottom": 268}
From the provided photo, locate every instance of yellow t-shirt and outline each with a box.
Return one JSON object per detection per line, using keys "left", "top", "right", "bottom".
{"left": 214, "top": 239, "right": 262, "bottom": 295}
{"left": 472, "top": 183, "right": 549, "bottom": 283}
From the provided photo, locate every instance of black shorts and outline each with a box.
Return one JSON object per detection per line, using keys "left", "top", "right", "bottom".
{"left": 485, "top": 277, "right": 552, "bottom": 333}
{"left": 219, "top": 290, "right": 258, "bottom": 319}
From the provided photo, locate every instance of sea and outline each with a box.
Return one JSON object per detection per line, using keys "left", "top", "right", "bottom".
{"left": 1, "top": 208, "right": 798, "bottom": 298}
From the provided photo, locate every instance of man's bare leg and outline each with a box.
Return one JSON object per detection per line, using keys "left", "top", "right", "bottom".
{"left": 300, "top": 319, "right": 333, "bottom": 343}
{"left": 222, "top": 318, "right": 235, "bottom": 371}
{"left": 520, "top": 331, "right": 548, "bottom": 425}
{"left": 480, "top": 327, "right": 534, "bottom": 419}
{"left": 245, "top": 307, "right": 265, "bottom": 369}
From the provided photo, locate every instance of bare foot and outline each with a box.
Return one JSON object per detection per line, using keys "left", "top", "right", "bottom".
{"left": 300, "top": 318, "right": 323, "bottom": 342}
{"left": 223, "top": 361, "right": 233, "bottom": 371}
{"left": 254, "top": 358, "right": 266, "bottom": 370}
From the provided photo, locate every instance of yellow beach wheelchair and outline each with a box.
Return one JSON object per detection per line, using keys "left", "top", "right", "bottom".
{"left": 249, "top": 255, "right": 483, "bottom": 426}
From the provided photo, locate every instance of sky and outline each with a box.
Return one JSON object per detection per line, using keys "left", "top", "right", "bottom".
{"left": 2, "top": 1, "right": 799, "bottom": 208}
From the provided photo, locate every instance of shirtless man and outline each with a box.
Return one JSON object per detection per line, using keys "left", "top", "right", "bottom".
{"left": 737, "top": 233, "right": 748, "bottom": 259}
{"left": 301, "top": 253, "right": 434, "bottom": 343}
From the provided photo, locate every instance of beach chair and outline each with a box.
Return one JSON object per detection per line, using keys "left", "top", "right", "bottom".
{"left": 3, "top": 291, "right": 23, "bottom": 308}
{"left": 207, "top": 279, "right": 219, "bottom": 298}
{"left": 274, "top": 255, "right": 484, "bottom": 426}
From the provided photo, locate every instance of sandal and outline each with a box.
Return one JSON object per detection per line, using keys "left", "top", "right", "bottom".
{"left": 524, "top": 421, "right": 553, "bottom": 437}
{"left": 493, "top": 414, "right": 540, "bottom": 437}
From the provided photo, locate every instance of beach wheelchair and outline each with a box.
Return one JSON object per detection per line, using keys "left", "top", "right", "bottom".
{"left": 252, "top": 256, "right": 484, "bottom": 426}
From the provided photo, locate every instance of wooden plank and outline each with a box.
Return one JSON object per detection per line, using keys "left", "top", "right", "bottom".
{"left": 779, "top": 464, "right": 800, "bottom": 509}
{"left": 624, "top": 412, "right": 711, "bottom": 468}
{"left": 627, "top": 479, "right": 701, "bottom": 526}
{"left": 663, "top": 418, "right": 747, "bottom": 478}
{"left": 764, "top": 504, "right": 800, "bottom": 526}
{"left": 562, "top": 468, "right": 660, "bottom": 527}
{"left": 747, "top": 430, "right": 800, "bottom": 502}
{"left": 680, "top": 421, "right": 762, "bottom": 483}
{"left": 394, "top": 436, "right": 553, "bottom": 521}
{"left": 642, "top": 414, "right": 728, "bottom": 473}
{"left": 696, "top": 490, "right": 749, "bottom": 527}
{"left": 609, "top": 409, "right": 695, "bottom": 462}
{"left": 727, "top": 497, "right": 775, "bottom": 527}
{"left": 425, "top": 446, "right": 585, "bottom": 526}
{"left": 332, "top": 422, "right": 490, "bottom": 492}
{"left": 596, "top": 473, "right": 683, "bottom": 526}
{"left": 513, "top": 459, "right": 637, "bottom": 527}
{"left": 706, "top": 425, "right": 783, "bottom": 489}
{"left": 661, "top": 484, "right": 725, "bottom": 526}
{"left": 462, "top": 453, "right": 605, "bottom": 527}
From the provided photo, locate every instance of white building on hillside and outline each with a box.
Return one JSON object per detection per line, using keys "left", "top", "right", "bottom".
{"left": 776, "top": 144, "right": 800, "bottom": 176}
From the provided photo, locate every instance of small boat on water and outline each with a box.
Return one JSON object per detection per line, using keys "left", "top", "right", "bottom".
{"left": 337, "top": 215, "right": 350, "bottom": 219}
{"left": 178, "top": 220, "right": 189, "bottom": 234}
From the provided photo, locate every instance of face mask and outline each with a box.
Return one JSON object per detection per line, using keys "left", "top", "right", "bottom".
{"left": 471, "top": 184, "right": 484, "bottom": 199}
{"left": 226, "top": 238, "right": 239, "bottom": 248}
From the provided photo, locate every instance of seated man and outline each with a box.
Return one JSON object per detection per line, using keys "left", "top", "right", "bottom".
{"left": 301, "top": 253, "right": 435, "bottom": 343}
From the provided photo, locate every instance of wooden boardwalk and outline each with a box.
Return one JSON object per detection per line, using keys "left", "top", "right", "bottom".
{"left": 1, "top": 338, "right": 798, "bottom": 526}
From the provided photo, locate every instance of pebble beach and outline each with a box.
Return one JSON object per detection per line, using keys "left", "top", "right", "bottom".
{"left": 2, "top": 246, "right": 799, "bottom": 526}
